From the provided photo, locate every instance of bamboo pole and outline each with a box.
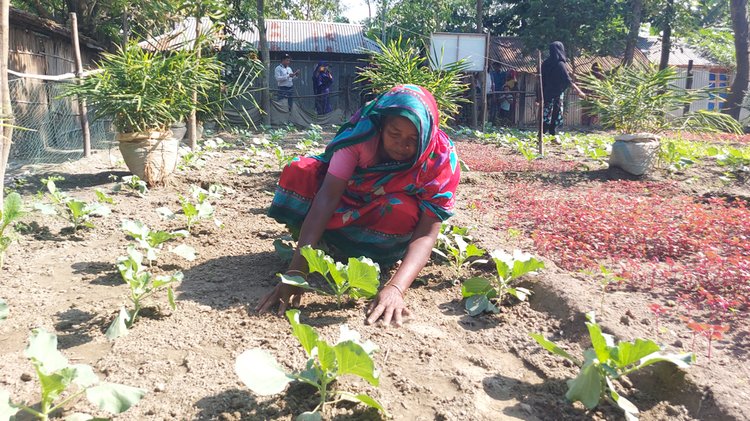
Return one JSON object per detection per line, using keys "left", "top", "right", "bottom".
{"left": 537, "top": 50, "right": 544, "bottom": 156}
{"left": 69, "top": 12, "right": 91, "bottom": 158}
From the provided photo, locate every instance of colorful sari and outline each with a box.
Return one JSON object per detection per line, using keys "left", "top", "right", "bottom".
{"left": 268, "top": 85, "right": 461, "bottom": 264}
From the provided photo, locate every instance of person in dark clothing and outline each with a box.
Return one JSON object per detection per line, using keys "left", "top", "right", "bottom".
{"left": 538, "top": 42, "right": 585, "bottom": 137}
{"left": 312, "top": 62, "right": 334, "bottom": 115}
{"left": 581, "top": 61, "right": 605, "bottom": 126}
{"left": 488, "top": 62, "right": 507, "bottom": 124}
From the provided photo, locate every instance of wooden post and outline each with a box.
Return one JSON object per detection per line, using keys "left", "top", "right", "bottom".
{"left": 69, "top": 13, "right": 91, "bottom": 158}
{"left": 343, "top": 75, "right": 350, "bottom": 115}
{"left": 187, "top": 16, "right": 201, "bottom": 150}
{"left": 683, "top": 59, "right": 694, "bottom": 115}
{"left": 537, "top": 50, "right": 544, "bottom": 156}
{"left": 257, "top": 0, "right": 271, "bottom": 127}
{"left": 481, "top": 33, "right": 489, "bottom": 129}
{"left": 470, "top": 73, "right": 478, "bottom": 128}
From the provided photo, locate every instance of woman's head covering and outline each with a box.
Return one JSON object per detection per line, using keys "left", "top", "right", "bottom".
{"left": 317, "top": 85, "right": 460, "bottom": 220}
{"left": 547, "top": 41, "right": 567, "bottom": 63}
{"left": 312, "top": 61, "right": 327, "bottom": 80}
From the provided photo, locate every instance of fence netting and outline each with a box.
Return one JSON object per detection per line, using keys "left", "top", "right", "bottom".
{"left": 7, "top": 77, "right": 114, "bottom": 173}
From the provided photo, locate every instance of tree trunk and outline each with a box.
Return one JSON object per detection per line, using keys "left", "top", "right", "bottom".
{"left": 724, "top": 0, "right": 749, "bottom": 120}
{"left": 0, "top": 0, "right": 13, "bottom": 209}
{"left": 658, "top": 0, "right": 674, "bottom": 71}
{"left": 623, "top": 0, "right": 643, "bottom": 66}
{"left": 257, "top": 0, "right": 271, "bottom": 126}
{"left": 475, "top": 0, "right": 482, "bottom": 32}
{"left": 187, "top": 15, "right": 201, "bottom": 149}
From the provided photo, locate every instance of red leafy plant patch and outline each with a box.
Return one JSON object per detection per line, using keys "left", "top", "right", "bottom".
{"left": 455, "top": 141, "right": 579, "bottom": 173}
{"left": 498, "top": 180, "right": 750, "bottom": 321}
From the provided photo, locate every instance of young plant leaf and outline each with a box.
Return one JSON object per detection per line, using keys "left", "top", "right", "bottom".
{"left": 106, "top": 307, "right": 131, "bottom": 340}
{"left": 610, "top": 338, "right": 662, "bottom": 369}
{"left": 529, "top": 333, "right": 581, "bottom": 366}
{"left": 235, "top": 349, "right": 294, "bottom": 395}
{"left": 0, "top": 389, "right": 19, "bottom": 419}
{"left": 85, "top": 382, "right": 146, "bottom": 414}
{"left": 286, "top": 310, "right": 320, "bottom": 356}
{"left": 295, "top": 412, "right": 323, "bottom": 421}
{"left": 273, "top": 239, "right": 294, "bottom": 263}
{"left": 565, "top": 349, "right": 603, "bottom": 409}
{"left": 461, "top": 277, "right": 494, "bottom": 298}
{"left": 634, "top": 351, "right": 696, "bottom": 371}
{"left": 0, "top": 299, "right": 7, "bottom": 321}
{"left": 25, "top": 328, "right": 69, "bottom": 373}
{"left": 606, "top": 377, "right": 639, "bottom": 419}
{"left": 333, "top": 341, "right": 379, "bottom": 386}
{"left": 465, "top": 294, "right": 491, "bottom": 316}
{"left": 300, "top": 246, "right": 331, "bottom": 277}
{"left": 345, "top": 257, "right": 380, "bottom": 298}
{"left": 586, "top": 321, "right": 616, "bottom": 365}
{"left": 71, "top": 364, "right": 100, "bottom": 388}
{"left": 338, "top": 391, "right": 389, "bottom": 416}
{"left": 169, "top": 244, "right": 197, "bottom": 261}
{"left": 167, "top": 287, "right": 176, "bottom": 310}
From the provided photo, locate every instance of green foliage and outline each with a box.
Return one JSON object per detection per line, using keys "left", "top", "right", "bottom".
{"left": 581, "top": 264, "right": 625, "bottom": 315}
{"left": 280, "top": 246, "right": 381, "bottom": 307}
{"left": 107, "top": 246, "right": 183, "bottom": 339}
{"left": 357, "top": 36, "right": 470, "bottom": 126}
{"left": 657, "top": 138, "right": 708, "bottom": 172}
{"left": 114, "top": 175, "right": 149, "bottom": 197}
{"left": 156, "top": 185, "right": 224, "bottom": 233}
{"left": 580, "top": 66, "right": 743, "bottom": 134}
{"left": 1, "top": 328, "right": 145, "bottom": 420}
{"left": 121, "top": 219, "right": 193, "bottom": 263}
{"left": 0, "top": 298, "right": 7, "bottom": 322}
{"left": 707, "top": 144, "right": 750, "bottom": 179}
{"left": 34, "top": 178, "right": 111, "bottom": 232}
{"left": 432, "top": 223, "right": 486, "bottom": 276}
{"left": 235, "top": 310, "right": 387, "bottom": 419}
{"left": 1, "top": 193, "right": 25, "bottom": 269}
{"left": 530, "top": 312, "right": 695, "bottom": 420}
{"left": 62, "top": 42, "right": 225, "bottom": 133}
{"left": 686, "top": 28, "right": 735, "bottom": 69}
{"left": 461, "top": 250, "right": 544, "bottom": 316}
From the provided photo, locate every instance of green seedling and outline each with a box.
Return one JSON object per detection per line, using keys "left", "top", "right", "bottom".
{"left": 235, "top": 310, "right": 387, "bottom": 420}
{"left": 273, "top": 238, "right": 295, "bottom": 263}
{"left": 34, "top": 178, "right": 110, "bottom": 232}
{"left": 432, "top": 223, "right": 486, "bottom": 277}
{"left": 280, "top": 246, "right": 380, "bottom": 307}
{"left": 121, "top": 219, "right": 194, "bottom": 263}
{"left": 461, "top": 249, "right": 544, "bottom": 316}
{"left": 1, "top": 192, "right": 25, "bottom": 269}
{"left": 106, "top": 246, "right": 182, "bottom": 339}
{"left": 115, "top": 175, "right": 149, "bottom": 197}
{"left": 94, "top": 189, "right": 115, "bottom": 204}
{"left": 273, "top": 145, "right": 295, "bottom": 170}
{"left": 156, "top": 185, "right": 224, "bottom": 233}
{"left": 178, "top": 146, "right": 207, "bottom": 171}
{"left": 581, "top": 264, "right": 625, "bottom": 315}
{"left": 1, "top": 328, "right": 145, "bottom": 420}
{"left": 0, "top": 298, "right": 7, "bottom": 322}
{"left": 530, "top": 312, "right": 695, "bottom": 421}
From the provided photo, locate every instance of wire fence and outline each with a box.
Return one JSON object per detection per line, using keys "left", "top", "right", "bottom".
{"left": 7, "top": 77, "right": 114, "bottom": 172}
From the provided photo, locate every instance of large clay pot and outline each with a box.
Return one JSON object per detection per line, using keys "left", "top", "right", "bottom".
{"left": 608, "top": 133, "right": 661, "bottom": 176}
{"left": 170, "top": 121, "right": 187, "bottom": 142}
{"left": 117, "top": 130, "right": 180, "bottom": 186}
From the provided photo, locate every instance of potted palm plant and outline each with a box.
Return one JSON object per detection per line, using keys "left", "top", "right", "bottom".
{"left": 580, "top": 65, "right": 742, "bottom": 176}
{"left": 63, "top": 42, "right": 221, "bottom": 185}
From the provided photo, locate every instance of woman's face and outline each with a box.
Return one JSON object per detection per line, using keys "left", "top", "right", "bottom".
{"left": 381, "top": 115, "right": 418, "bottom": 162}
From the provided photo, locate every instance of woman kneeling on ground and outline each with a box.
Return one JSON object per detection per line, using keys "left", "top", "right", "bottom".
{"left": 257, "top": 85, "right": 461, "bottom": 326}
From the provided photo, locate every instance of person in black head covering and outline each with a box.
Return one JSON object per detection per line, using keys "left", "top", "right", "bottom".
{"left": 312, "top": 61, "right": 334, "bottom": 115}
{"left": 538, "top": 41, "right": 586, "bottom": 138}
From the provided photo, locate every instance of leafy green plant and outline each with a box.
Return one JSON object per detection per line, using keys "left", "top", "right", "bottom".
{"left": 34, "top": 178, "right": 110, "bottom": 232}
{"left": 1, "top": 192, "right": 24, "bottom": 269}
{"left": 530, "top": 312, "right": 695, "bottom": 420}
{"left": 121, "top": 219, "right": 194, "bottom": 263}
{"left": 280, "top": 246, "right": 380, "bottom": 307}
{"left": 107, "top": 246, "right": 183, "bottom": 339}
{"left": 432, "top": 223, "right": 486, "bottom": 277}
{"left": 581, "top": 264, "right": 625, "bottom": 314}
{"left": 114, "top": 175, "right": 149, "bottom": 197}
{"left": 178, "top": 146, "right": 207, "bottom": 171}
{"left": 235, "top": 310, "right": 387, "bottom": 420}
{"left": 580, "top": 65, "right": 743, "bottom": 134}
{"left": 156, "top": 185, "right": 224, "bottom": 233}
{"left": 0, "top": 328, "right": 145, "bottom": 420}
{"left": 94, "top": 188, "right": 114, "bottom": 204}
{"left": 273, "top": 145, "right": 295, "bottom": 170}
{"left": 461, "top": 249, "right": 544, "bottom": 316}
{"left": 357, "top": 36, "right": 469, "bottom": 126}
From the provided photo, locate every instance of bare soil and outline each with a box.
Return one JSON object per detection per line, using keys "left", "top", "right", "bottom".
{"left": 1, "top": 129, "right": 748, "bottom": 421}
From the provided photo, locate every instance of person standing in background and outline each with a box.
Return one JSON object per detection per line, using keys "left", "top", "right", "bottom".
{"left": 538, "top": 42, "right": 586, "bottom": 140}
{"left": 275, "top": 54, "right": 299, "bottom": 111}
{"left": 312, "top": 61, "right": 334, "bottom": 115}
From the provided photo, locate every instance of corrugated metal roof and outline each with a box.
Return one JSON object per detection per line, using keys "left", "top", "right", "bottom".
{"left": 140, "top": 17, "right": 379, "bottom": 55}
{"left": 637, "top": 36, "right": 718, "bottom": 67}
{"left": 488, "top": 36, "right": 649, "bottom": 74}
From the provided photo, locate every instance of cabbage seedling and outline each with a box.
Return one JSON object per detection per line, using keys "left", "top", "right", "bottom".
{"left": 121, "top": 219, "right": 193, "bottom": 263}
{"left": 116, "top": 175, "right": 149, "bottom": 197}
{"left": 1, "top": 192, "right": 25, "bottom": 269}
{"left": 0, "top": 328, "right": 145, "bottom": 420}
{"left": 235, "top": 310, "right": 387, "bottom": 420}
{"left": 280, "top": 246, "right": 380, "bottom": 307}
{"left": 156, "top": 185, "right": 224, "bottom": 234}
{"left": 432, "top": 223, "right": 486, "bottom": 277}
{"left": 106, "top": 246, "right": 183, "bottom": 339}
{"left": 461, "top": 249, "right": 544, "bottom": 316}
{"left": 530, "top": 312, "right": 695, "bottom": 420}
{"left": 34, "top": 179, "right": 110, "bottom": 232}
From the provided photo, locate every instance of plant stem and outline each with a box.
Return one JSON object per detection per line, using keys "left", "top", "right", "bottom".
{"left": 18, "top": 404, "right": 44, "bottom": 419}
{"left": 48, "top": 389, "right": 86, "bottom": 415}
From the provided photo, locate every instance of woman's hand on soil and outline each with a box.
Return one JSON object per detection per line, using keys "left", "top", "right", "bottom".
{"left": 366, "top": 285, "right": 410, "bottom": 327}
{"left": 255, "top": 282, "right": 304, "bottom": 316}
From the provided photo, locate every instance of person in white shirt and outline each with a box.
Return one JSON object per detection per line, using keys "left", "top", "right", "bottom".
{"left": 274, "top": 54, "right": 299, "bottom": 111}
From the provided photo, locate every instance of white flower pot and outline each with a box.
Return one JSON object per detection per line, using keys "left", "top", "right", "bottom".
{"left": 608, "top": 133, "right": 661, "bottom": 176}
{"left": 117, "top": 130, "right": 180, "bottom": 186}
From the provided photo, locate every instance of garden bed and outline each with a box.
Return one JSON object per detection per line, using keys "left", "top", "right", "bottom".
{"left": 0, "top": 129, "right": 748, "bottom": 420}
